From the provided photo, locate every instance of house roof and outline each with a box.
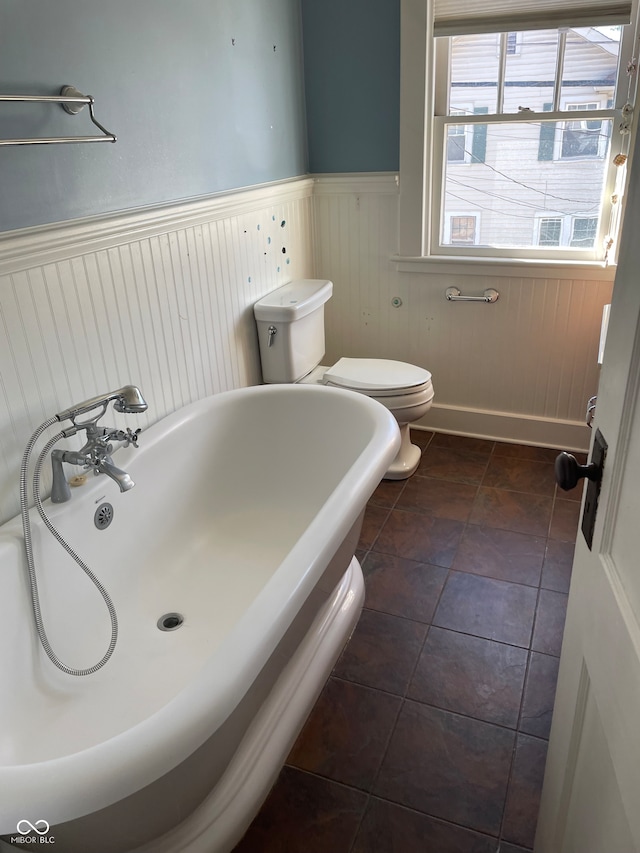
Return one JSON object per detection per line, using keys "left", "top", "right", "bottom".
{"left": 573, "top": 26, "right": 620, "bottom": 56}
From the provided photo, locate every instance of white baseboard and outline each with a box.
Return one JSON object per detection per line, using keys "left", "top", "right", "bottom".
{"left": 415, "top": 403, "right": 590, "bottom": 453}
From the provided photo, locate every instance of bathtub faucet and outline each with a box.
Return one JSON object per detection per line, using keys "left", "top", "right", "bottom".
{"left": 50, "top": 385, "right": 147, "bottom": 503}
{"left": 51, "top": 424, "right": 142, "bottom": 502}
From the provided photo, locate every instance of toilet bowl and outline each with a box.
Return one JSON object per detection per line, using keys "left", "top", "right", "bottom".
{"left": 254, "top": 280, "right": 435, "bottom": 479}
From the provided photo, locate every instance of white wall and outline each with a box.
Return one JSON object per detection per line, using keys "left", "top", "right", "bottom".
{"left": 314, "top": 174, "right": 613, "bottom": 451}
{"left": 0, "top": 179, "right": 314, "bottom": 525}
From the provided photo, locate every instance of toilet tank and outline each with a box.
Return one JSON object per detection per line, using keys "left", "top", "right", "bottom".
{"left": 254, "top": 280, "right": 333, "bottom": 383}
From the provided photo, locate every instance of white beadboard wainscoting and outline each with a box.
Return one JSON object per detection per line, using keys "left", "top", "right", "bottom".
{"left": 0, "top": 179, "right": 314, "bottom": 526}
{"left": 313, "top": 173, "right": 615, "bottom": 453}
{"left": 0, "top": 171, "right": 615, "bottom": 524}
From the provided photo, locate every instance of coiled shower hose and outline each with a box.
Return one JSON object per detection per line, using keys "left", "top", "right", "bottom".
{"left": 19, "top": 417, "right": 118, "bottom": 676}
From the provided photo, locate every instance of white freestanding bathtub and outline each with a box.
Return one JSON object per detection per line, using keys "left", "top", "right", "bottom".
{"left": 0, "top": 384, "right": 399, "bottom": 853}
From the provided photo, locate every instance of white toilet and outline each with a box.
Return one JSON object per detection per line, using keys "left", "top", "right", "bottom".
{"left": 253, "top": 279, "right": 434, "bottom": 479}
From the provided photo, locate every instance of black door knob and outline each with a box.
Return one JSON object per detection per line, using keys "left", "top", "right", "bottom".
{"left": 555, "top": 452, "right": 602, "bottom": 491}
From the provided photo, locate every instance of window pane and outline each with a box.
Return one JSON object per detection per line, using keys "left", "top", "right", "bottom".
{"left": 449, "top": 28, "right": 621, "bottom": 118}
{"left": 570, "top": 217, "right": 598, "bottom": 247}
{"left": 503, "top": 30, "right": 558, "bottom": 114}
{"left": 451, "top": 215, "right": 477, "bottom": 244}
{"left": 447, "top": 127, "right": 466, "bottom": 161}
{"left": 561, "top": 28, "right": 620, "bottom": 109}
{"left": 449, "top": 33, "right": 499, "bottom": 114}
{"left": 539, "top": 218, "right": 562, "bottom": 245}
{"left": 561, "top": 106, "right": 605, "bottom": 157}
{"left": 441, "top": 119, "right": 612, "bottom": 250}
{"left": 447, "top": 111, "right": 467, "bottom": 161}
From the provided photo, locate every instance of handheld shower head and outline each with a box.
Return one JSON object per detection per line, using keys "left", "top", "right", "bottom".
{"left": 56, "top": 385, "right": 148, "bottom": 422}
{"left": 112, "top": 385, "right": 148, "bottom": 414}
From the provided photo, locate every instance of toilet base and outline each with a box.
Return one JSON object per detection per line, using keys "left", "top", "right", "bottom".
{"left": 383, "top": 423, "right": 421, "bottom": 480}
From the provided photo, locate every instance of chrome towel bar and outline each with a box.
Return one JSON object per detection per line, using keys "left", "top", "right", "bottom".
{"left": 0, "top": 86, "right": 116, "bottom": 146}
{"left": 445, "top": 286, "right": 499, "bottom": 304}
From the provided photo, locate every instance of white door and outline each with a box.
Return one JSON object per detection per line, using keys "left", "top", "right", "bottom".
{"left": 535, "top": 132, "right": 640, "bottom": 851}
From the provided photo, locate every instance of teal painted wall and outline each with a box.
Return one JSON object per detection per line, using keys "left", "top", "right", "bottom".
{"left": 0, "top": 0, "right": 307, "bottom": 232}
{"left": 301, "top": 0, "right": 400, "bottom": 173}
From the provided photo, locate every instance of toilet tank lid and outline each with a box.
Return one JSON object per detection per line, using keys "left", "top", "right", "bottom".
{"left": 254, "top": 279, "right": 333, "bottom": 322}
{"left": 323, "top": 358, "right": 432, "bottom": 392}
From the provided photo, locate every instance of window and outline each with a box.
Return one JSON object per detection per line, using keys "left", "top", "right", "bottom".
{"left": 571, "top": 216, "right": 598, "bottom": 246}
{"left": 435, "top": 28, "right": 622, "bottom": 257}
{"left": 446, "top": 108, "right": 489, "bottom": 163}
{"left": 535, "top": 214, "right": 599, "bottom": 247}
{"left": 450, "top": 215, "right": 477, "bottom": 244}
{"left": 538, "top": 217, "right": 562, "bottom": 246}
{"left": 447, "top": 110, "right": 467, "bottom": 161}
{"left": 561, "top": 104, "right": 606, "bottom": 159}
{"left": 397, "top": 0, "right": 636, "bottom": 263}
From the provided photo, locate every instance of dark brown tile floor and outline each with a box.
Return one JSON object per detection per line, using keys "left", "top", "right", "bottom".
{"left": 233, "top": 431, "right": 583, "bottom": 853}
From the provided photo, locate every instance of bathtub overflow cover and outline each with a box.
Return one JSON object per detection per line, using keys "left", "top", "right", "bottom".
{"left": 158, "top": 612, "right": 184, "bottom": 631}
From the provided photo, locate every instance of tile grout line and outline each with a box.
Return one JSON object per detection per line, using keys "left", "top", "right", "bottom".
{"left": 329, "top": 670, "right": 554, "bottom": 741}
{"left": 354, "top": 435, "right": 496, "bottom": 846}
{"left": 351, "top": 432, "right": 442, "bottom": 848}
{"left": 346, "top": 430, "right": 430, "bottom": 853}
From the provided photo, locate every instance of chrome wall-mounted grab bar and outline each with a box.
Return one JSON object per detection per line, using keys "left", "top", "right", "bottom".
{"left": 0, "top": 86, "right": 116, "bottom": 146}
{"left": 445, "top": 286, "right": 499, "bottom": 304}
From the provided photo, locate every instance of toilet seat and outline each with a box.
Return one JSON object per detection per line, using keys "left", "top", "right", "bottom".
{"left": 366, "top": 386, "right": 435, "bottom": 413}
{"left": 322, "top": 358, "right": 433, "bottom": 398}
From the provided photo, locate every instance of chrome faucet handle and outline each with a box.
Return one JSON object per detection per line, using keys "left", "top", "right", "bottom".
{"left": 125, "top": 427, "right": 141, "bottom": 447}
{"left": 61, "top": 449, "right": 94, "bottom": 468}
{"left": 104, "top": 427, "right": 141, "bottom": 448}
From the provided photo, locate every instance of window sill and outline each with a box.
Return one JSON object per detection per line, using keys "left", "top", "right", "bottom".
{"left": 391, "top": 254, "right": 616, "bottom": 280}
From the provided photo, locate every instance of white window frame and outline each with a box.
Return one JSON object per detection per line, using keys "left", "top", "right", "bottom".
{"left": 397, "top": 0, "right": 635, "bottom": 265}
{"left": 433, "top": 34, "right": 620, "bottom": 259}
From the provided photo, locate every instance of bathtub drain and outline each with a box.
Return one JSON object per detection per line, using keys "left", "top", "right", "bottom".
{"left": 94, "top": 502, "right": 114, "bottom": 530}
{"left": 158, "top": 612, "right": 184, "bottom": 631}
